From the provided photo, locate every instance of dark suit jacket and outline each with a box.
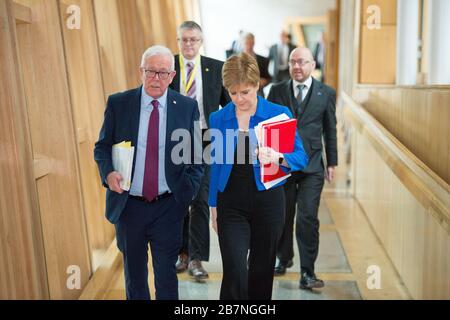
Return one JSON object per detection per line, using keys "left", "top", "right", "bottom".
{"left": 268, "top": 43, "right": 296, "bottom": 78}
{"left": 255, "top": 53, "right": 271, "bottom": 82}
{"left": 94, "top": 87, "right": 204, "bottom": 224}
{"left": 171, "top": 55, "right": 230, "bottom": 127}
{"left": 267, "top": 78, "right": 337, "bottom": 174}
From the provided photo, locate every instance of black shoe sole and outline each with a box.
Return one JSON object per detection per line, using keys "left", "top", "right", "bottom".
{"left": 300, "top": 281, "right": 325, "bottom": 290}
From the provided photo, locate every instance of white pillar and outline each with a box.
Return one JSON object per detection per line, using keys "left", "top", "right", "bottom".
{"left": 396, "top": 0, "right": 419, "bottom": 85}
{"left": 428, "top": 0, "right": 450, "bottom": 84}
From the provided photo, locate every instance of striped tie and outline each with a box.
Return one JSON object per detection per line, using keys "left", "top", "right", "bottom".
{"left": 186, "top": 62, "right": 196, "bottom": 99}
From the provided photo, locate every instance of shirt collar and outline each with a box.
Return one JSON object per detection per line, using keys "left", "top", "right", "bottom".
{"left": 293, "top": 76, "right": 312, "bottom": 91}
{"left": 181, "top": 54, "right": 199, "bottom": 67}
{"left": 141, "top": 86, "right": 167, "bottom": 110}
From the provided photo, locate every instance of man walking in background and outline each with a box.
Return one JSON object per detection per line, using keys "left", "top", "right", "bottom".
{"left": 170, "top": 21, "right": 230, "bottom": 281}
{"left": 267, "top": 47, "right": 337, "bottom": 290}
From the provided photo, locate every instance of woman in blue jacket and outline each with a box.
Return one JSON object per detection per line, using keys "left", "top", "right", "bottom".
{"left": 208, "top": 53, "right": 308, "bottom": 300}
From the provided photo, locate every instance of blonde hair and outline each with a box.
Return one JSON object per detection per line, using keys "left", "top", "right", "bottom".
{"left": 222, "top": 52, "right": 260, "bottom": 90}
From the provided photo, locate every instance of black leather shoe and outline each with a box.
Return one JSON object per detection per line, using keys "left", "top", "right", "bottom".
{"left": 299, "top": 272, "right": 324, "bottom": 289}
{"left": 274, "top": 260, "right": 294, "bottom": 276}
{"left": 188, "top": 259, "right": 209, "bottom": 280}
{"left": 175, "top": 253, "right": 189, "bottom": 273}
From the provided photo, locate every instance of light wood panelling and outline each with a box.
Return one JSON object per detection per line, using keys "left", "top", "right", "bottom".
{"left": 354, "top": 86, "right": 450, "bottom": 185}
{"left": 358, "top": 0, "right": 397, "bottom": 84}
{"left": 14, "top": 0, "right": 91, "bottom": 299}
{"left": 359, "top": 26, "right": 396, "bottom": 84}
{"left": 344, "top": 93, "right": 450, "bottom": 299}
{"left": 361, "top": 0, "right": 397, "bottom": 25}
{"left": 58, "top": 0, "right": 114, "bottom": 271}
{"left": 116, "top": 0, "right": 154, "bottom": 88}
{"left": 0, "top": 0, "right": 48, "bottom": 299}
{"left": 93, "top": 0, "right": 128, "bottom": 98}
{"left": 13, "top": 1, "right": 32, "bottom": 24}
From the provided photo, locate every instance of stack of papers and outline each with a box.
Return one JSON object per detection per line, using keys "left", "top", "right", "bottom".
{"left": 255, "top": 114, "right": 297, "bottom": 189}
{"left": 112, "top": 141, "right": 134, "bottom": 191}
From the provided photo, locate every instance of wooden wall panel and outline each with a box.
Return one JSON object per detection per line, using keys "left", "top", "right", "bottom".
{"left": 359, "top": 0, "right": 397, "bottom": 84}
{"left": 116, "top": 0, "right": 154, "bottom": 88}
{"left": 93, "top": 0, "right": 128, "bottom": 98}
{"left": 354, "top": 86, "right": 450, "bottom": 185}
{"left": 345, "top": 94, "right": 449, "bottom": 299}
{"left": 14, "top": 0, "right": 91, "bottom": 299}
{"left": 58, "top": 0, "right": 114, "bottom": 271}
{"left": 0, "top": 0, "right": 48, "bottom": 299}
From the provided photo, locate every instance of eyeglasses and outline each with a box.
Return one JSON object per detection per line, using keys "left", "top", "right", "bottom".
{"left": 142, "top": 69, "right": 172, "bottom": 80}
{"left": 178, "top": 37, "right": 202, "bottom": 45}
{"left": 289, "top": 59, "right": 310, "bottom": 66}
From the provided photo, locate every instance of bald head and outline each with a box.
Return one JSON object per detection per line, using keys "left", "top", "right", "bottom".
{"left": 289, "top": 47, "right": 316, "bottom": 82}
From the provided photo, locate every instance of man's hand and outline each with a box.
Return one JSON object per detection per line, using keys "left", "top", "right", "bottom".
{"left": 256, "top": 147, "right": 282, "bottom": 165}
{"left": 106, "top": 171, "right": 124, "bottom": 194}
{"left": 326, "top": 166, "right": 335, "bottom": 183}
{"left": 210, "top": 207, "right": 218, "bottom": 234}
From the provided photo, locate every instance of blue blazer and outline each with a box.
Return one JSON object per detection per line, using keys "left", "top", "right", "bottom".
{"left": 94, "top": 86, "right": 204, "bottom": 224}
{"left": 208, "top": 96, "right": 308, "bottom": 207}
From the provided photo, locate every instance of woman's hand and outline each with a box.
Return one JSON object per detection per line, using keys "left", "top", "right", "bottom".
{"left": 210, "top": 207, "right": 218, "bottom": 234}
{"left": 256, "top": 147, "right": 282, "bottom": 165}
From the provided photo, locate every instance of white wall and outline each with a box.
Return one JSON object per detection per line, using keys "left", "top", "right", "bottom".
{"left": 199, "top": 0, "right": 336, "bottom": 61}
{"left": 396, "top": 0, "right": 419, "bottom": 85}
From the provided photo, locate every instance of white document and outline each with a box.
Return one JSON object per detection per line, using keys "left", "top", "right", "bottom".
{"left": 112, "top": 141, "right": 135, "bottom": 191}
{"left": 255, "top": 113, "right": 291, "bottom": 189}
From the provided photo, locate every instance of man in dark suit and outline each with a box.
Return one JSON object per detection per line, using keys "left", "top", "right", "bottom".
{"left": 242, "top": 32, "right": 271, "bottom": 96}
{"left": 170, "top": 21, "right": 230, "bottom": 280}
{"left": 94, "top": 45, "right": 204, "bottom": 299}
{"left": 267, "top": 47, "right": 337, "bottom": 290}
{"left": 268, "top": 31, "right": 296, "bottom": 83}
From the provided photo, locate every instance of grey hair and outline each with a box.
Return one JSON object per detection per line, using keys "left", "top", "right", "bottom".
{"left": 177, "top": 20, "right": 203, "bottom": 39}
{"left": 140, "top": 45, "right": 174, "bottom": 70}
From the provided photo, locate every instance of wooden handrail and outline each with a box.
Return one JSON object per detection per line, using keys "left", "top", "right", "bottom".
{"left": 342, "top": 92, "right": 450, "bottom": 234}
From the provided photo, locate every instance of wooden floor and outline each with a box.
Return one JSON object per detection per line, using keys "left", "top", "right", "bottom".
{"left": 98, "top": 123, "right": 412, "bottom": 300}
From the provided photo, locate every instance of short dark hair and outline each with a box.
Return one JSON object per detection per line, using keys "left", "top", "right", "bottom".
{"left": 177, "top": 21, "right": 203, "bottom": 37}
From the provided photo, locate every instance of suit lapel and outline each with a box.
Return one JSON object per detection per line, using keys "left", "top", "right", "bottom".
{"left": 299, "top": 78, "right": 325, "bottom": 120}
{"left": 130, "top": 86, "right": 142, "bottom": 180}
{"left": 285, "top": 80, "right": 296, "bottom": 116}
{"left": 172, "top": 54, "right": 181, "bottom": 92}
{"left": 201, "top": 55, "right": 212, "bottom": 113}
{"left": 130, "top": 87, "right": 142, "bottom": 148}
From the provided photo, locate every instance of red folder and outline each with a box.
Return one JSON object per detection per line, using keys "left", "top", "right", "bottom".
{"left": 261, "top": 118, "right": 297, "bottom": 183}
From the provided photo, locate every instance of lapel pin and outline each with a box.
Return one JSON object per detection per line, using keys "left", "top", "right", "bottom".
{"left": 205, "top": 68, "right": 209, "bottom": 72}
{"left": 173, "top": 100, "right": 177, "bottom": 104}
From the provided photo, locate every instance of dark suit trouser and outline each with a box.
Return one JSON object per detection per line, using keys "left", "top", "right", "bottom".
{"left": 180, "top": 165, "right": 210, "bottom": 261}
{"left": 115, "top": 196, "right": 185, "bottom": 300}
{"left": 277, "top": 171, "right": 324, "bottom": 274}
{"left": 217, "top": 179, "right": 285, "bottom": 300}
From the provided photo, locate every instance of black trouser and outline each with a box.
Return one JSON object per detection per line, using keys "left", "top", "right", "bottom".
{"left": 180, "top": 129, "right": 211, "bottom": 262}
{"left": 217, "top": 179, "right": 285, "bottom": 300}
{"left": 277, "top": 171, "right": 324, "bottom": 275}
{"left": 180, "top": 166, "right": 210, "bottom": 261}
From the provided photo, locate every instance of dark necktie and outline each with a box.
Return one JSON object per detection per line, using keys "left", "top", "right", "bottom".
{"left": 142, "top": 100, "right": 159, "bottom": 201}
{"left": 296, "top": 84, "right": 305, "bottom": 115}
{"left": 186, "top": 62, "right": 196, "bottom": 99}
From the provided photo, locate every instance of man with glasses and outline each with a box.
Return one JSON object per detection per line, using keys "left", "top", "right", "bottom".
{"left": 170, "top": 21, "right": 230, "bottom": 281}
{"left": 267, "top": 47, "right": 338, "bottom": 290}
{"left": 94, "top": 45, "right": 203, "bottom": 299}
